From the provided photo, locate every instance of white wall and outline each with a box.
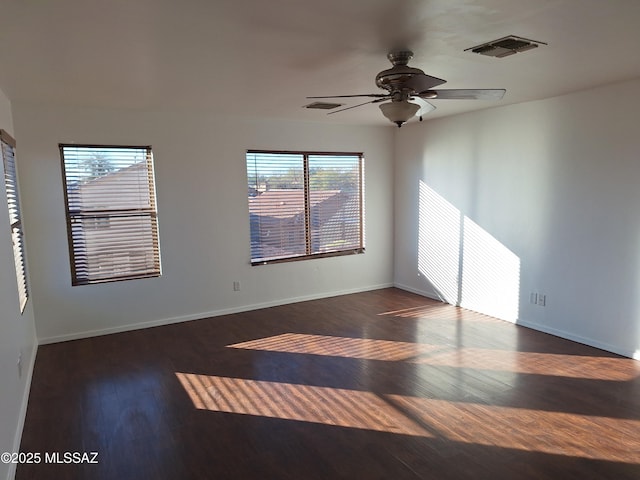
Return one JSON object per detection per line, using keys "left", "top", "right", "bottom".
{"left": 394, "top": 77, "right": 640, "bottom": 358}
{"left": 0, "top": 89, "right": 37, "bottom": 480}
{"left": 12, "top": 106, "right": 395, "bottom": 343}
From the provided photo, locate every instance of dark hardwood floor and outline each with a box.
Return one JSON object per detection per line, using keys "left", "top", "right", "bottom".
{"left": 17, "top": 288, "right": 640, "bottom": 479}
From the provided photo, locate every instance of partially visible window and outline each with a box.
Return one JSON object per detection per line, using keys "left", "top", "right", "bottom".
{"left": 247, "top": 150, "right": 364, "bottom": 265}
{"left": 59, "top": 145, "right": 161, "bottom": 285}
{"left": 1, "top": 130, "right": 29, "bottom": 312}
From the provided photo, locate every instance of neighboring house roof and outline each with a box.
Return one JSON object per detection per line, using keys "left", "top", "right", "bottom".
{"left": 248, "top": 189, "right": 342, "bottom": 219}
{"left": 82, "top": 161, "right": 147, "bottom": 185}
{"left": 74, "top": 162, "right": 151, "bottom": 210}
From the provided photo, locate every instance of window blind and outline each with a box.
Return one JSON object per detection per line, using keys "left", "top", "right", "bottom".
{"left": 247, "top": 151, "right": 364, "bottom": 264}
{"left": 1, "top": 130, "right": 29, "bottom": 311}
{"left": 60, "top": 145, "right": 161, "bottom": 285}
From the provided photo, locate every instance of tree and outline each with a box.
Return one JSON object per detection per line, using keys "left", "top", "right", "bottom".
{"left": 309, "top": 167, "right": 357, "bottom": 192}
{"left": 82, "top": 154, "right": 116, "bottom": 180}
{"left": 266, "top": 167, "right": 304, "bottom": 189}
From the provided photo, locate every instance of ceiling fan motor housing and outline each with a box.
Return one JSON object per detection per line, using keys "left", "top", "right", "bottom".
{"left": 375, "top": 50, "right": 425, "bottom": 93}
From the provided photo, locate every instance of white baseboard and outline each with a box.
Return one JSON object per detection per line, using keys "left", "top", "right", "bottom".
{"left": 395, "top": 282, "right": 634, "bottom": 359}
{"left": 516, "top": 318, "right": 635, "bottom": 359}
{"left": 393, "top": 282, "right": 444, "bottom": 303}
{"left": 7, "top": 340, "right": 38, "bottom": 480}
{"left": 38, "top": 283, "right": 394, "bottom": 345}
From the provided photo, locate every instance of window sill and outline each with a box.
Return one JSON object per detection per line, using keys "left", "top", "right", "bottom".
{"left": 251, "top": 248, "right": 365, "bottom": 266}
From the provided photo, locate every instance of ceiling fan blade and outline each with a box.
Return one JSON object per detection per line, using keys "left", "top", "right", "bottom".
{"left": 404, "top": 74, "right": 447, "bottom": 93}
{"left": 307, "top": 94, "right": 390, "bottom": 99}
{"left": 327, "top": 97, "right": 390, "bottom": 115}
{"left": 419, "top": 89, "right": 506, "bottom": 100}
{"left": 411, "top": 97, "right": 436, "bottom": 117}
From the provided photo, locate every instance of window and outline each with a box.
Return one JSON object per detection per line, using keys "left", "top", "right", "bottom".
{"left": 246, "top": 150, "right": 364, "bottom": 264}
{"left": 60, "top": 145, "right": 161, "bottom": 285}
{"left": 1, "top": 130, "right": 29, "bottom": 312}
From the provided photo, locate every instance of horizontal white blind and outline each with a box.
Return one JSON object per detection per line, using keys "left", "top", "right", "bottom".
{"left": 308, "top": 154, "right": 362, "bottom": 254}
{"left": 247, "top": 151, "right": 364, "bottom": 264}
{"left": 1, "top": 130, "right": 29, "bottom": 312}
{"left": 60, "top": 145, "right": 161, "bottom": 285}
{"left": 247, "top": 152, "right": 306, "bottom": 262}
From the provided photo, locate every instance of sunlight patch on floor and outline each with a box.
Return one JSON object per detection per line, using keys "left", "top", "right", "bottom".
{"left": 228, "top": 333, "right": 638, "bottom": 380}
{"left": 412, "top": 347, "right": 638, "bottom": 381}
{"left": 229, "top": 333, "right": 441, "bottom": 362}
{"left": 175, "top": 373, "right": 430, "bottom": 436}
{"left": 377, "top": 303, "right": 501, "bottom": 322}
{"left": 176, "top": 372, "right": 640, "bottom": 463}
{"left": 387, "top": 394, "right": 640, "bottom": 463}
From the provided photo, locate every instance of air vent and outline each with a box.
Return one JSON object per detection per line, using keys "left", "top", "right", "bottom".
{"left": 304, "top": 102, "right": 344, "bottom": 110}
{"left": 465, "top": 35, "right": 547, "bottom": 58}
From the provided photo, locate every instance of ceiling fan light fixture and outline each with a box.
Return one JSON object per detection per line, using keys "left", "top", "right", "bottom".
{"left": 379, "top": 101, "right": 420, "bottom": 127}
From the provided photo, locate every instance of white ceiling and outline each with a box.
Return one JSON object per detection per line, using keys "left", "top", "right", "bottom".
{"left": 1, "top": 0, "right": 639, "bottom": 126}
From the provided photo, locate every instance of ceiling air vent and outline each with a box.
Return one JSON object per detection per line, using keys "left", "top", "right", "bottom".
{"left": 304, "top": 102, "right": 344, "bottom": 110}
{"left": 465, "top": 35, "right": 547, "bottom": 58}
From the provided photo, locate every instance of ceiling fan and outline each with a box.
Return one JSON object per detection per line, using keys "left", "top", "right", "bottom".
{"left": 307, "top": 50, "right": 506, "bottom": 127}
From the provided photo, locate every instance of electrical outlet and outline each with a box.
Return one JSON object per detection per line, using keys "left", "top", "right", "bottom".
{"left": 233, "top": 281, "right": 240, "bottom": 292}
{"left": 530, "top": 292, "right": 538, "bottom": 304}
{"left": 537, "top": 294, "right": 546, "bottom": 307}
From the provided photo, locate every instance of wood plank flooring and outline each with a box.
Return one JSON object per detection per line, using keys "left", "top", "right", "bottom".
{"left": 17, "top": 288, "right": 640, "bottom": 479}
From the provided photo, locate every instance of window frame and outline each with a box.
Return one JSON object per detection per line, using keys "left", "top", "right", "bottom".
{"left": 1, "top": 129, "right": 29, "bottom": 313}
{"left": 246, "top": 149, "right": 365, "bottom": 266}
{"left": 59, "top": 143, "right": 162, "bottom": 286}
